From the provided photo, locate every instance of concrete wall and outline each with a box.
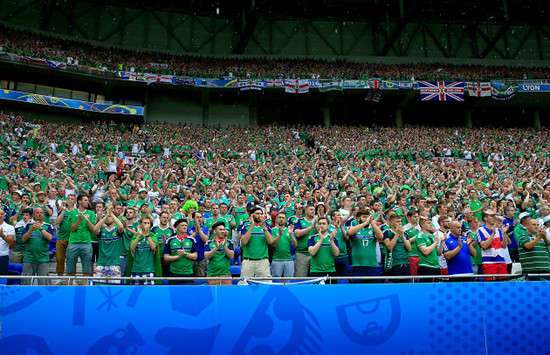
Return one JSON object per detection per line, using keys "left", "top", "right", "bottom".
{"left": 146, "top": 91, "right": 251, "bottom": 127}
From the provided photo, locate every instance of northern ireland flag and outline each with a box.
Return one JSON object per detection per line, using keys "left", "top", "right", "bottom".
{"left": 285, "top": 79, "right": 309, "bottom": 94}
{"left": 265, "top": 79, "right": 284, "bottom": 87}
{"left": 418, "top": 81, "right": 464, "bottom": 101}
{"left": 145, "top": 74, "right": 175, "bottom": 84}
{"left": 467, "top": 82, "right": 491, "bottom": 97}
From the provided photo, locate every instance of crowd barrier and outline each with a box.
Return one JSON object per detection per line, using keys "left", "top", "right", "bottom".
{"left": 0, "top": 280, "right": 548, "bottom": 354}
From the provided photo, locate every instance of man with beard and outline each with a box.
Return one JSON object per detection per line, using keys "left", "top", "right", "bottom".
{"left": 347, "top": 209, "right": 384, "bottom": 283}
{"left": 293, "top": 204, "right": 317, "bottom": 277}
{"left": 239, "top": 207, "right": 274, "bottom": 282}
{"left": 271, "top": 213, "right": 297, "bottom": 278}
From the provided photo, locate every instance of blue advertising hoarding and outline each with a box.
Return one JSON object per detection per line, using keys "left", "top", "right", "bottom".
{"left": 0, "top": 89, "right": 144, "bottom": 115}
{"left": 0, "top": 282, "right": 548, "bottom": 354}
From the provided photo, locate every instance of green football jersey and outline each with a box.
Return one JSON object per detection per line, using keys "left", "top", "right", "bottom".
{"left": 294, "top": 217, "right": 316, "bottom": 255}
{"left": 130, "top": 233, "right": 159, "bottom": 273}
{"left": 415, "top": 232, "right": 439, "bottom": 269}
{"left": 241, "top": 225, "right": 269, "bottom": 260}
{"left": 68, "top": 209, "right": 96, "bottom": 243}
{"left": 164, "top": 236, "right": 196, "bottom": 275}
{"left": 308, "top": 234, "right": 338, "bottom": 273}
{"left": 97, "top": 227, "right": 122, "bottom": 266}
{"left": 349, "top": 220, "right": 379, "bottom": 268}
{"left": 205, "top": 239, "right": 233, "bottom": 276}
{"left": 272, "top": 227, "right": 293, "bottom": 261}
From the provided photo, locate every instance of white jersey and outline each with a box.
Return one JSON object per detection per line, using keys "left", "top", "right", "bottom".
{"left": 0, "top": 222, "right": 15, "bottom": 256}
{"left": 435, "top": 230, "right": 448, "bottom": 269}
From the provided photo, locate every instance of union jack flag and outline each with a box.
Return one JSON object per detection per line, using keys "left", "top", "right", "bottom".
{"left": 418, "top": 81, "right": 464, "bottom": 101}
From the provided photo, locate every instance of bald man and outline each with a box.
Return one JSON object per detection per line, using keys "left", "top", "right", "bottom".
{"left": 442, "top": 220, "right": 477, "bottom": 281}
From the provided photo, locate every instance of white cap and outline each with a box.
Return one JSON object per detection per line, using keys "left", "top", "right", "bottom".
{"left": 518, "top": 212, "right": 531, "bottom": 221}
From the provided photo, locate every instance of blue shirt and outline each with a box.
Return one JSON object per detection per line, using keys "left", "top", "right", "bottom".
{"left": 186, "top": 226, "right": 209, "bottom": 260}
{"left": 503, "top": 218, "right": 518, "bottom": 249}
{"left": 443, "top": 234, "right": 473, "bottom": 275}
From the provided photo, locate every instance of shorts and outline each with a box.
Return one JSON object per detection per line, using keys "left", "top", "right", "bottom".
{"left": 408, "top": 256, "right": 419, "bottom": 276}
{"left": 482, "top": 263, "right": 508, "bottom": 281}
{"left": 207, "top": 275, "right": 232, "bottom": 285}
{"left": 352, "top": 266, "right": 382, "bottom": 283}
{"left": 131, "top": 272, "right": 155, "bottom": 285}
{"left": 390, "top": 264, "right": 411, "bottom": 283}
{"left": 169, "top": 271, "right": 194, "bottom": 285}
{"left": 93, "top": 265, "right": 122, "bottom": 284}
{"left": 66, "top": 243, "right": 93, "bottom": 274}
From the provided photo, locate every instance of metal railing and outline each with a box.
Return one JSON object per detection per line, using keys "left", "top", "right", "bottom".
{"left": 2, "top": 52, "right": 549, "bottom": 86}
{"left": 2, "top": 273, "right": 549, "bottom": 285}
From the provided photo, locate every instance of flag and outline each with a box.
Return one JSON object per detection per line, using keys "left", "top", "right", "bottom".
{"left": 265, "top": 79, "right": 284, "bottom": 87}
{"left": 238, "top": 80, "right": 264, "bottom": 93}
{"left": 318, "top": 81, "right": 343, "bottom": 92}
{"left": 285, "top": 79, "right": 309, "bottom": 94}
{"left": 365, "top": 90, "right": 382, "bottom": 102}
{"left": 45, "top": 60, "right": 64, "bottom": 70}
{"left": 176, "top": 77, "right": 196, "bottom": 86}
{"left": 120, "top": 72, "right": 145, "bottom": 81}
{"left": 491, "top": 84, "right": 516, "bottom": 101}
{"left": 21, "top": 56, "right": 49, "bottom": 68}
{"left": 368, "top": 80, "right": 380, "bottom": 89}
{"left": 145, "top": 74, "right": 175, "bottom": 84}
{"left": 467, "top": 82, "right": 491, "bottom": 97}
{"left": 418, "top": 81, "right": 464, "bottom": 101}
{"left": 399, "top": 82, "right": 414, "bottom": 90}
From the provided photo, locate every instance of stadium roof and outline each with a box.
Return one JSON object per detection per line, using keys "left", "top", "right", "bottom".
{"left": 91, "top": 0, "right": 549, "bottom": 25}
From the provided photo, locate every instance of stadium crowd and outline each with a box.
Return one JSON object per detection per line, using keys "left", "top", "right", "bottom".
{"left": 1, "top": 110, "right": 550, "bottom": 285}
{"left": 1, "top": 26, "right": 549, "bottom": 81}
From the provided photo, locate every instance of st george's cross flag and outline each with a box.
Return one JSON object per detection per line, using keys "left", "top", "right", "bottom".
{"left": 418, "top": 81, "right": 465, "bottom": 101}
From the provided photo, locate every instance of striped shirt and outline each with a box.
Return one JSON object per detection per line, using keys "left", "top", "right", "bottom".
{"left": 518, "top": 234, "right": 550, "bottom": 273}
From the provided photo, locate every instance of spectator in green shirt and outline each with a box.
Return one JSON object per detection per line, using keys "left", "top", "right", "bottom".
{"left": 271, "top": 213, "right": 297, "bottom": 278}
{"left": 518, "top": 217, "right": 550, "bottom": 280}
{"left": 129, "top": 217, "right": 158, "bottom": 285}
{"left": 239, "top": 207, "right": 274, "bottom": 283}
{"left": 205, "top": 221, "right": 235, "bottom": 285}
{"left": 382, "top": 214, "right": 411, "bottom": 281}
{"left": 308, "top": 217, "right": 340, "bottom": 282}
{"left": 21, "top": 207, "right": 54, "bottom": 285}
{"left": 66, "top": 195, "right": 96, "bottom": 284}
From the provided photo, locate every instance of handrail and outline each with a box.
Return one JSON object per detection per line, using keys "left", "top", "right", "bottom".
{"left": 2, "top": 273, "right": 548, "bottom": 285}
{"left": 2, "top": 52, "right": 549, "bottom": 86}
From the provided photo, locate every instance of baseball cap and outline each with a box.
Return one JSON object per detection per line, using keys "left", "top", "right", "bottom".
{"left": 518, "top": 212, "right": 531, "bottom": 221}
{"left": 138, "top": 188, "right": 147, "bottom": 193}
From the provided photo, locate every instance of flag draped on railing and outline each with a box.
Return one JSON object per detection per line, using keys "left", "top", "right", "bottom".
{"left": 285, "top": 79, "right": 309, "bottom": 94}
{"left": 467, "top": 82, "right": 492, "bottom": 97}
{"left": 418, "top": 81, "right": 465, "bottom": 101}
